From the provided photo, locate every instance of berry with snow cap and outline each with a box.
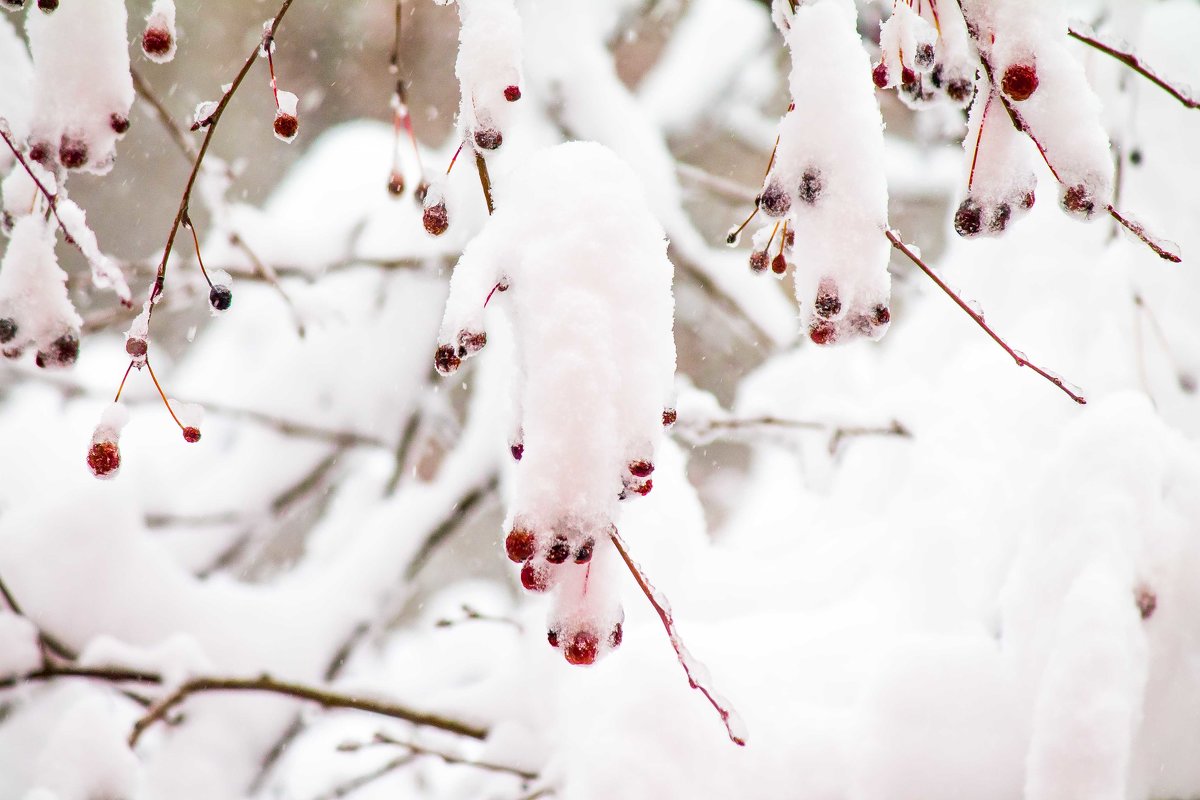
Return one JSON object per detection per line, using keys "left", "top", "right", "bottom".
{"left": 423, "top": 202, "right": 449, "bottom": 236}
{"left": 1001, "top": 63, "right": 1039, "bottom": 102}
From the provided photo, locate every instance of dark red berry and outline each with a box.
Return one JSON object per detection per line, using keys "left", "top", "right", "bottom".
{"left": 35, "top": 333, "right": 79, "bottom": 368}
{"left": 946, "top": 77, "right": 974, "bottom": 104}
{"left": 546, "top": 536, "right": 570, "bottom": 565}
{"left": 505, "top": 527, "right": 536, "bottom": 563}
{"left": 110, "top": 114, "right": 130, "bottom": 134}
{"left": 759, "top": 182, "right": 791, "bottom": 217}
{"left": 662, "top": 408, "right": 677, "bottom": 427}
{"left": 988, "top": 202, "right": 1012, "bottom": 233}
{"left": 510, "top": 443, "right": 524, "bottom": 461}
{"left": 273, "top": 112, "right": 299, "bottom": 140}
{"left": 901, "top": 66, "right": 917, "bottom": 88}
{"left": 872, "top": 62, "right": 889, "bottom": 89}
{"left": 423, "top": 202, "right": 449, "bottom": 236}
{"left": 503, "top": 85, "right": 521, "bottom": 102}
{"left": 809, "top": 321, "right": 836, "bottom": 346}
{"left": 814, "top": 280, "right": 841, "bottom": 319}
{"left": 520, "top": 560, "right": 550, "bottom": 593}
{"left": 629, "top": 460, "right": 654, "bottom": 478}
{"left": 631, "top": 478, "right": 652, "bottom": 496}
{"left": 785, "top": 229, "right": 796, "bottom": 248}
{"left": 749, "top": 251, "right": 769, "bottom": 273}
{"left": 798, "top": 170, "right": 823, "bottom": 204}
{"left": 564, "top": 630, "right": 599, "bottom": 666}
{"left": 87, "top": 441, "right": 120, "bottom": 477}
{"left": 434, "top": 344, "right": 461, "bottom": 375}
{"left": 1022, "top": 190, "right": 1036, "bottom": 210}
{"left": 873, "top": 305, "right": 891, "bottom": 326}
{"left": 609, "top": 622, "right": 623, "bottom": 649}
{"left": 954, "top": 198, "right": 984, "bottom": 237}
{"left": 0, "top": 0, "right": 26, "bottom": 9}
{"left": 473, "top": 128, "right": 502, "bottom": 150}
{"left": 1062, "top": 184, "right": 1095, "bottom": 216}
{"left": 458, "top": 330, "right": 486, "bottom": 355}
{"left": 0, "top": 318, "right": 16, "bottom": 344}
{"left": 547, "top": 629, "right": 559, "bottom": 648}
{"left": 1001, "top": 63, "right": 1038, "bottom": 102}
{"left": 182, "top": 427, "right": 201, "bottom": 443}
{"left": 1135, "top": 586, "right": 1156, "bottom": 620}
{"left": 771, "top": 253, "right": 787, "bottom": 275}
{"left": 37, "top": 0, "right": 57, "bottom": 11}
{"left": 209, "top": 284, "right": 233, "bottom": 311}
{"left": 125, "top": 337, "right": 148, "bottom": 357}
{"left": 59, "top": 136, "right": 88, "bottom": 170}
{"left": 27, "top": 142, "right": 48, "bottom": 164}
{"left": 387, "top": 172, "right": 405, "bottom": 196}
{"left": 915, "top": 43, "right": 935, "bottom": 69}
{"left": 142, "top": 26, "right": 173, "bottom": 57}
{"left": 574, "top": 538, "right": 594, "bottom": 564}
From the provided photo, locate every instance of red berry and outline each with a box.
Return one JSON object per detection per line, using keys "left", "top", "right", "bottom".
{"left": 609, "top": 622, "right": 623, "bottom": 649}
{"left": 27, "top": 142, "right": 49, "bottom": 164}
{"left": 183, "top": 427, "right": 201, "bottom": 443}
{"left": 458, "top": 330, "right": 486, "bottom": 355}
{"left": 510, "top": 443, "right": 524, "bottom": 461}
{"left": 873, "top": 305, "right": 891, "bottom": 327}
{"left": 503, "top": 85, "right": 521, "bottom": 102}
{"left": 35, "top": 333, "right": 79, "bottom": 368}
{"left": 87, "top": 440, "right": 120, "bottom": 478}
{"left": 142, "top": 26, "right": 173, "bottom": 57}
{"left": 1135, "top": 586, "right": 1157, "bottom": 620}
{"left": 629, "top": 460, "right": 654, "bottom": 478}
{"left": 0, "top": 318, "right": 16, "bottom": 344}
{"left": 59, "top": 136, "right": 88, "bottom": 170}
{"left": 809, "top": 321, "right": 836, "bottom": 346}
{"left": 387, "top": 172, "right": 405, "bottom": 196}
{"left": 415, "top": 181, "right": 430, "bottom": 203}
{"left": 546, "top": 536, "right": 570, "bottom": 565}
{"left": 273, "top": 112, "right": 299, "bottom": 140}
{"left": 1062, "top": 184, "right": 1095, "bottom": 217}
{"left": 749, "top": 251, "right": 769, "bottom": 273}
{"left": 814, "top": 279, "right": 841, "bottom": 319}
{"left": 771, "top": 253, "right": 787, "bottom": 275}
{"left": 423, "top": 202, "right": 449, "bottom": 236}
{"left": 915, "top": 43, "right": 935, "bottom": 69}
{"left": 38, "top": 0, "right": 57, "bottom": 11}
{"left": 434, "top": 344, "right": 461, "bottom": 375}
{"left": 872, "top": 62, "right": 889, "bottom": 89}
{"left": 798, "top": 169, "right": 823, "bottom": 205}
{"left": 520, "top": 560, "right": 550, "bottom": 593}
{"left": 1001, "top": 63, "right": 1038, "bottom": 102}
{"left": 564, "top": 630, "right": 599, "bottom": 666}
{"left": 759, "top": 182, "right": 791, "bottom": 218}
{"left": 110, "top": 114, "right": 130, "bottom": 135}
{"left": 631, "top": 478, "right": 652, "bottom": 496}
{"left": 547, "top": 629, "right": 559, "bottom": 648}
{"left": 988, "top": 202, "right": 1012, "bottom": 233}
{"left": 125, "top": 337, "right": 148, "bottom": 357}
{"left": 954, "top": 198, "right": 984, "bottom": 237}
{"left": 1021, "top": 190, "right": 1036, "bottom": 210}
{"left": 946, "top": 77, "right": 974, "bottom": 104}
{"left": 901, "top": 66, "right": 917, "bottom": 87}
{"left": 505, "top": 528, "right": 536, "bottom": 563}
{"left": 662, "top": 408, "right": 677, "bottom": 427}
{"left": 473, "top": 128, "right": 502, "bottom": 151}
{"left": 574, "top": 538, "right": 594, "bottom": 564}
{"left": 209, "top": 284, "right": 233, "bottom": 311}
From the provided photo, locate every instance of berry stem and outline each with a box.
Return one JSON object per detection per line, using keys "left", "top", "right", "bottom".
{"left": 266, "top": 41, "right": 281, "bottom": 110}
{"left": 144, "top": 357, "right": 188, "bottom": 432}
{"left": 1067, "top": 26, "right": 1200, "bottom": 111}
{"left": 389, "top": 0, "right": 426, "bottom": 187}
{"left": 184, "top": 215, "right": 215, "bottom": 288}
{"left": 967, "top": 90, "right": 993, "bottom": 193}
{"left": 445, "top": 142, "right": 464, "bottom": 175}
{"left": 0, "top": 123, "right": 83, "bottom": 253}
{"left": 113, "top": 360, "right": 135, "bottom": 403}
{"left": 885, "top": 229, "right": 1087, "bottom": 404}
{"left": 609, "top": 529, "right": 747, "bottom": 747}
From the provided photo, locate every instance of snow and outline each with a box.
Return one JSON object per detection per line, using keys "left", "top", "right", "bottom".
{"left": 0, "top": 610, "right": 40, "bottom": 678}
{"left": 442, "top": 0, "right": 524, "bottom": 154}
{"left": 142, "top": 0, "right": 178, "bottom": 65}
{"left": 0, "top": 213, "right": 80, "bottom": 362}
{"left": 0, "top": 13, "right": 33, "bottom": 172}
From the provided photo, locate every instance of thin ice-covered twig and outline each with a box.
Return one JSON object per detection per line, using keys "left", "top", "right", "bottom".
{"left": 1105, "top": 205, "right": 1182, "bottom": 263}
{"left": 0, "top": 573, "right": 76, "bottom": 665}
{"left": 608, "top": 530, "right": 747, "bottom": 747}
{"left": 885, "top": 229, "right": 1087, "bottom": 404}
{"left": 0, "top": 122, "right": 87, "bottom": 257}
{"left": 312, "top": 753, "right": 417, "bottom": 800}
{"left": 228, "top": 231, "right": 308, "bottom": 336}
{"left": 1067, "top": 25, "right": 1200, "bottom": 110}
{"left": 339, "top": 731, "right": 538, "bottom": 780}
{"left": 674, "top": 415, "right": 910, "bottom": 447}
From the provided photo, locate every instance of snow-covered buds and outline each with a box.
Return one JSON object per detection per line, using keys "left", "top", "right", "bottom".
{"left": 442, "top": 0, "right": 523, "bottom": 156}
{"left": 0, "top": 215, "right": 82, "bottom": 368}
{"left": 86, "top": 403, "right": 129, "bottom": 479}
{"left": 142, "top": 0, "right": 178, "bottom": 64}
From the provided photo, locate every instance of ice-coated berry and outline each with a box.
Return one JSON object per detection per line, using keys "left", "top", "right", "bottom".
{"left": 546, "top": 536, "right": 570, "bottom": 565}
{"left": 503, "top": 85, "right": 521, "bottom": 102}
{"left": 814, "top": 280, "right": 841, "bottom": 319}
{"left": 574, "top": 538, "right": 594, "bottom": 564}
{"left": 125, "top": 337, "right": 148, "bottom": 357}
{"left": 798, "top": 170, "right": 823, "bottom": 205}
{"left": 27, "top": 142, "right": 48, "bottom": 164}
{"left": 915, "top": 43, "right": 935, "bottom": 69}
{"left": 1062, "top": 184, "right": 1095, "bottom": 217}
{"left": 749, "top": 251, "right": 769, "bottom": 273}
{"left": 630, "top": 478, "right": 652, "bottom": 496}
{"left": 871, "top": 62, "right": 889, "bottom": 89}
{"left": 59, "top": 136, "right": 88, "bottom": 170}
{"left": 458, "top": 330, "right": 486, "bottom": 354}
{"left": 434, "top": 344, "right": 461, "bottom": 375}
{"left": 564, "top": 630, "right": 599, "bottom": 666}
{"left": 1001, "top": 63, "right": 1038, "bottom": 102}
{"left": 901, "top": 66, "right": 917, "bottom": 88}
{"left": 1, "top": 0, "right": 26, "bottom": 9}
{"left": 547, "top": 629, "right": 559, "bottom": 648}
{"left": 110, "top": 114, "right": 130, "bottom": 134}
{"left": 87, "top": 440, "right": 120, "bottom": 478}
{"left": 988, "top": 202, "right": 1012, "bottom": 233}
{"left": 387, "top": 172, "right": 405, "bottom": 196}
{"left": 37, "top": 0, "right": 56, "bottom": 11}
{"left": 759, "top": 182, "right": 791, "bottom": 218}
{"left": 662, "top": 408, "right": 677, "bottom": 427}
{"left": 423, "top": 202, "right": 449, "bottom": 236}
{"left": 629, "top": 460, "right": 654, "bottom": 478}
{"left": 1021, "top": 190, "right": 1036, "bottom": 210}
{"left": 771, "top": 253, "right": 787, "bottom": 275}
{"left": 873, "top": 305, "right": 891, "bottom": 327}
{"left": 609, "top": 622, "right": 623, "bottom": 649}
{"left": 183, "top": 427, "right": 201, "bottom": 443}
{"left": 273, "top": 112, "right": 299, "bottom": 140}
{"left": 35, "top": 332, "right": 79, "bottom": 368}
{"left": 505, "top": 527, "right": 536, "bottom": 563}
{"left": 954, "top": 198, "right": 983, "bottom": 237}
{"left": 209, "top": 284, "right": 233, "bottom": 311}
{"left": 510, "top": 443, "right": 524, "bottom": 461}
{"left": 143, "top": 26, "right": 172, "bottom": 57}
{"left": 520, "top": 560, "right": 550, "bottom": 592}
{"left": 809, "top": 321, "right": 836, "bottom": 346}
{"left": 473, "top": 128, "right": 502, "bottom": 150}
{"left": 0, "top": 318, "right": 16, "bottom": 344}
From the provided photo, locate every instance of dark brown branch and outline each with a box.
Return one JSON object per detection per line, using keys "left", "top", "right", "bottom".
{"left": 0, "top": 574, "right": 78, "bottom": 664}
{"left": 131, "top": 67, "right": 201, "bottom": 164}
{"left": 886, "top": 229, "right": 1087, "bottom": 404}
{"left": 1068, "top": 26, "right": 1199, "bottom": 110}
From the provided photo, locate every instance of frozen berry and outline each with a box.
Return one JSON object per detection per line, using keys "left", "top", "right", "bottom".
{"left": 1001, "top": 63, "right": 1038, "bottom": 102}
{"left": 387, "top": 172, "right": 405, "bottom": 196}
{"left": 609, "top": 622, "right": 623, "bottom": 649}
{"left": 87, "top": 440, "right": 120, "bottom": 478}
{"left": 873, "top": 305, "right": 891, "bottom": 326}
{"left": 547, "top": 629, "right": 559, "bottom": 648}
{"left": 1062, "top": 184, "right": 1095, "bottom": 216}
{"left": 809, "top": 320, "right": 836, "bottom": 346}
{"left": 1135, "top": 586, "right": 1157, "bottom": 620}
{"left": 142, "top": 27, "right": 173, "bottom": 58}
{"left": 901, "top": 66, "right": 917, "bottom": 88}
{"left": 662, "top": 408, "right": 677, "bottom": 427}
{"left": 503, "top": 85, "right": 521, "bottom": 102}
{"left": 434, "top": 344, "right": 461, "bottom": 375}
{"left": 35, "top": 333, "right": 79, "bottom": 368}
{"left": 814, "top": 280, "right": 841, "bottom": 319}
{"left": 458, "top": 330, "right": 486, "bottom": 355}
{"left": 473, "top": 128, "right": 502, "bottom": 150}
{"left": 749, "top": 251, "right": 769, "bottom": 273}
{"left": 871, "top": 62, "right": 889, "bottom": 89}
{"left": 759, "top": 182, "right": 791, "bottom": 218}
{"left": 785, "top": 228, "right": 796, "bottom": 248}
{"left": 510, "top": 443, "right": 524, "bottom": 461}
{"left": 630, "top": 478, "right": 652, "bottom": 496}
{"left": 954, "top": 198, "right": 983, "bottom": 237}
{"left": 182, "top": 427, "right": 201, "bottom": 443}
{"left": 771, "top": 253, "right": 787, "bottom": 275}
{"left": 0, "top": 318, "right": 16, "bottom": 344}
{"left": 125, "top": 337, "right": 148, "bottom": 357}
{"left": 946, "top": 77, "right": 974, "bottom": 104}
{"left": 209, "top": 284, "right": 233, "bottom": 311}
{"left": 37, "top": 0, "right": 56, "bottom": 10}
{"left": 629, "top": 460, "right": 654, "bottom": 478}
{"left": 574, "top": 538, "right": 594, "bottom": 564}
{"left": 988, "top": 202, "right": 1012, "bottom": 233}
{"left": 59, "top": 136, "right": 88, "bottom": 170}
{"left": 915, "top": 43, "right": 935, "bottom": 69}
{"left": 110, "top": 114, "right": 130, "bottom": 134}
{"left": 423, "top": 202, "right": 449, "bottom": 236}
{"left": 798, "top": 169, "right": 823, "bottom": 204}
{"left": 546, "top": 536, "right": 570, "bottom": 565}
{"left": 1021, "top": 190, "right": 1036, "bottom": 210}
{"left": 505, "top": 527, "right": 536, "bottom": 563}
{"left": 0, "top": 0, "right": 26, "bottom": 9}
{"left": 273, "top": 112, "right": 299, "bottom": 141}
{"left": 27, "top": 142, "right": 48, "bottom": 164}
{"left": 415, "top": 181, "right": 430, "bottom": 203}
{"left": 564, "top": 630, "right": 599, "bottom": 666}
{"left": 520, "top": 560, "right": 550, "bottom": 592}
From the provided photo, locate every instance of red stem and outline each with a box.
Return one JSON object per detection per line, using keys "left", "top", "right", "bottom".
{"left": 144, "top": 358, "right": 187, "bottom": 432}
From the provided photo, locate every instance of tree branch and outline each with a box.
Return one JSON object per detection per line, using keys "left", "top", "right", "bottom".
{"left": 1068, "top": 25, "right": 1199, "bottom": 110}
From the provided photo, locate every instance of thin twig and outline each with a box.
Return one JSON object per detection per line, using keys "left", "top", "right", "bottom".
{"left": 228, "top": 231, "right": 308, "bottom": 336}
{"left": 475, "top": 152, "right": 495, "bottom": 215}
{"left": 885, "top": 229, "right": 1087, "bottom": 404}
{"left": 130, "top": 67, "right": 201, "bottom": 164}
{"left": 0, "top": 123, "right": 80, "bottom": 249}
{"left": 341, "top": 732, "right": 538, "bottom": 780}
{"left": 313, "top": 753, "right": 417, "bottom": 800}
{"left": 1067, "top": 25, "right": 1199, "bottom": 110}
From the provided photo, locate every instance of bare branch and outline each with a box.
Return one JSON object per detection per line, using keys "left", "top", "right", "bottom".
{"left": 340, "top": 731, "right": 538, "bottom": 780}
{"left": 1068, "top": 25, "right": 1199, "bottom": 110}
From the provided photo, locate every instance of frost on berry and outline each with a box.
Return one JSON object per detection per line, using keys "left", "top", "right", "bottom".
{"left": 433, "top": 344, "right": 461, "bottom": 376}
{"left": 505, "top": 526, "right": 536, "bottom": 563}
{"left": 770, "top": 253, "right": 787, "bottom": 275}
{"left": 0, "top": 215, "right": 82, "bottom": 369}
{"left": 423, "top": 201, "right": 450, "bottom": 237}
{"left": 141, "top": 0, "right": 177, "bottom": 64}
{"left": 954, "top": 198, "right": 984, "bottom": 238}
{"left": 520, "top": 560, "right": 551, "bottom": 593}
{"left": 758, "top": 181, "right": 791, "bottom": 218}
{"left": 273, "top": 91, "right": 300, "bottom": 143}
{"left": 473, "top": 127, "right": 502, "bottom": 151}
{"left": 182, "top": 427, "right": 201, "bottom": 443}
{"left": 564, "top": 630, "right": 599, "bottom": 666}
{"left": 457, "top": 329, "right": 487, "bottom": 356}
{"left": 446, "top": 0, "right": 523, "bottom": 159}
{"left": 86, "top": 403, "right": 130, "bottom": 480}
{"left": 749, "top": 250, "right": 769, "bottom": 273}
